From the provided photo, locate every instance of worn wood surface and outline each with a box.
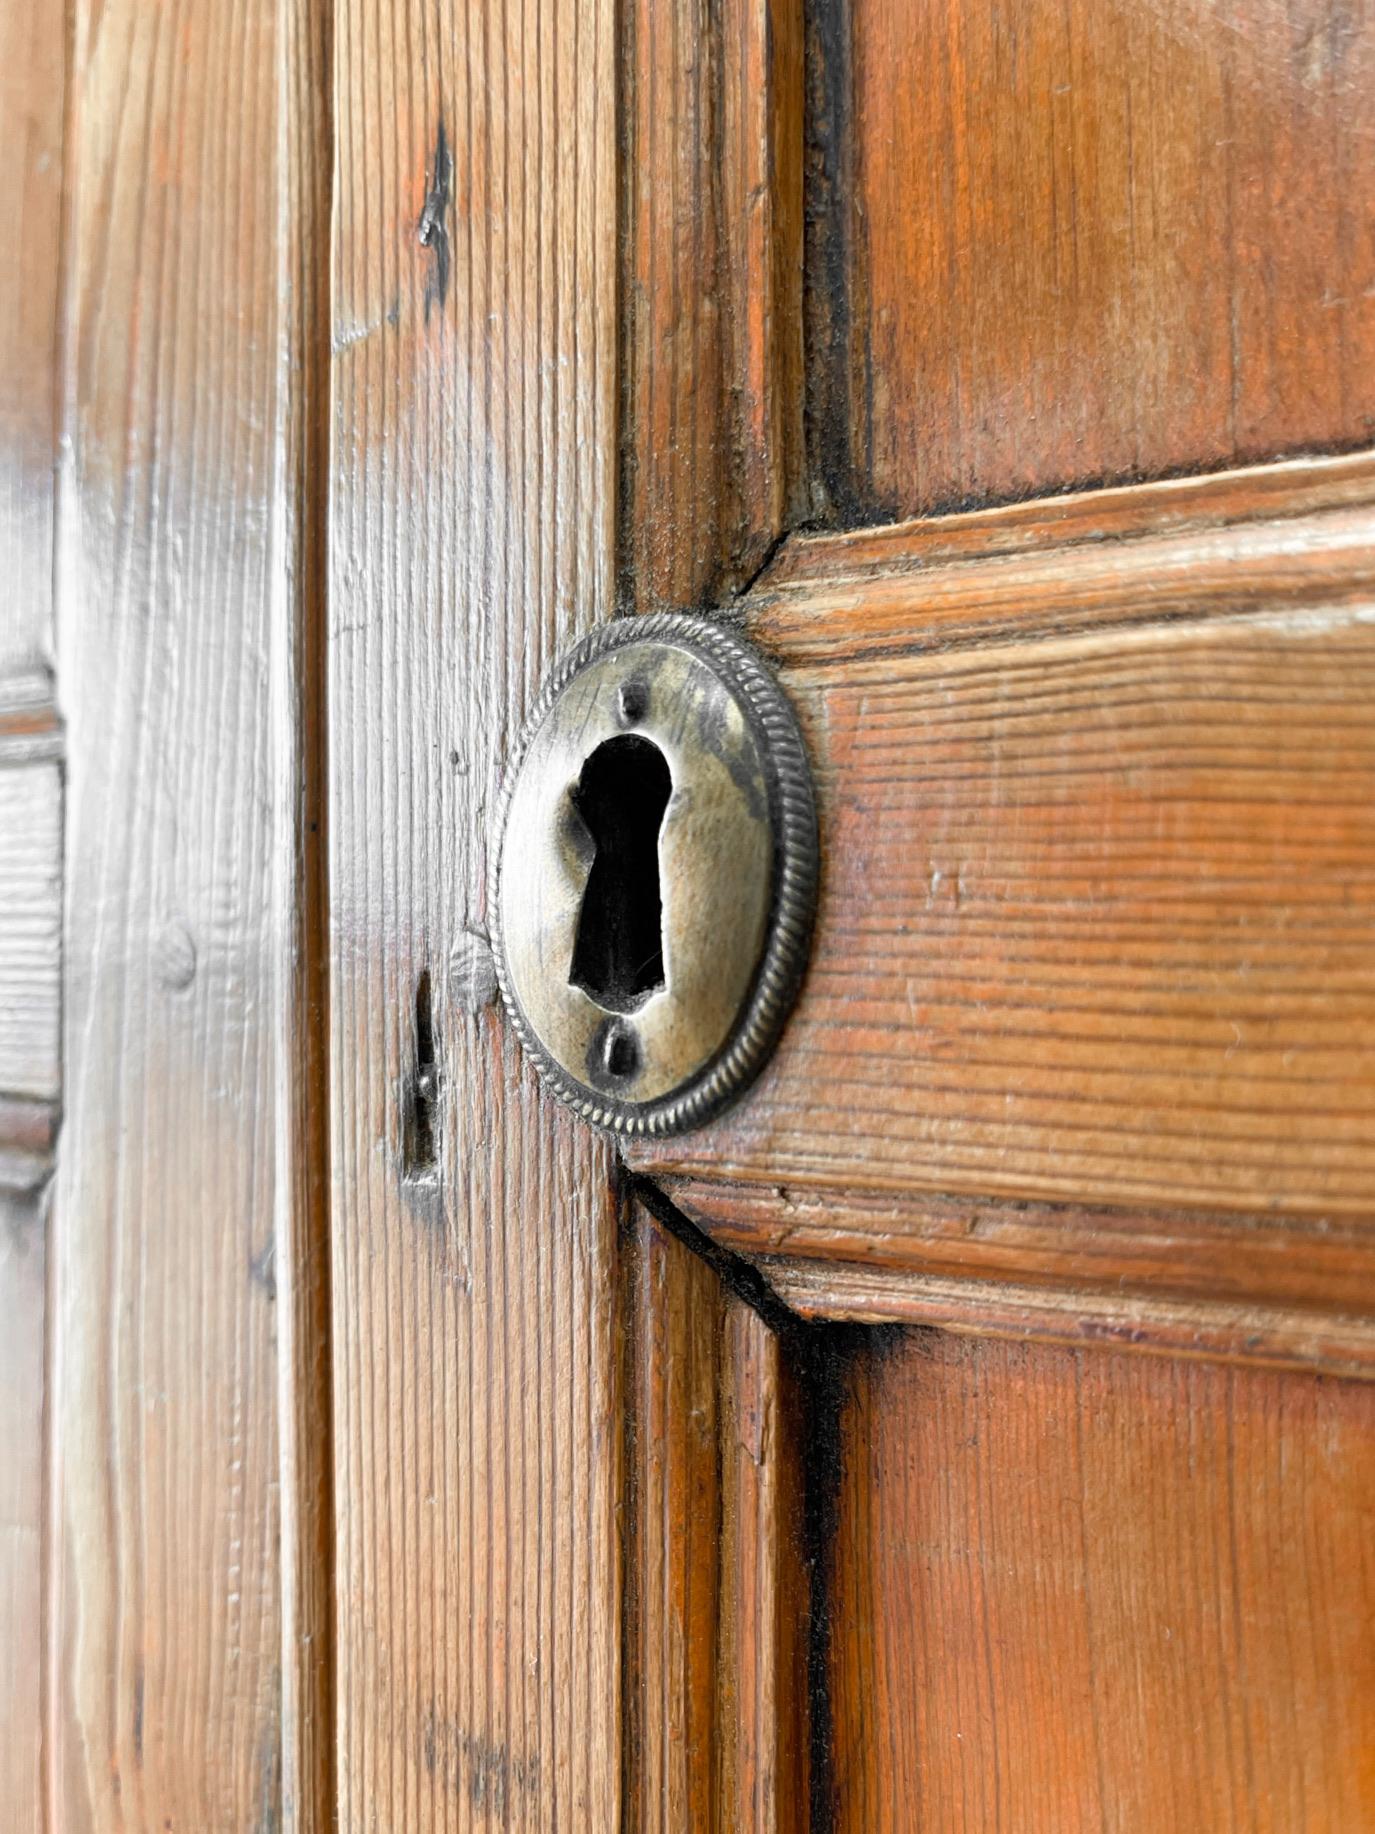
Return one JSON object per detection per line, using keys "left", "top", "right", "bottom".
{"left": 826, "top": 1330, "right": 1375, "bottom": 1831}
{"left": 51, "top": 0, "right": 326, "bottom": 1822}
{"left": 754, "top": 450, "right": 1375, "bottom": 654}
{"left": 0, "top": 0, "right": 63, "bottom": 682}
{"left": 623, "top": 0, "right": 803, "bottom": 611}
{"left": 661, "top": 1177, "right": 1375, "bottom": 1324}
{"left": 624, "top": 1202, "right": 808, "bottom": 1834}
{"left": 0, "top": 0, "right": 62, "bottom": 1825}
{"left": 811, "top": 0, "right": 1375, "bottom": 519}
{"left": 631, "top": 461, "right": 1375, "bottom": 1342}
{"left": 0, "top": 1189, "right": 46, "bottom": 1834}
{"left": 769, "top": 1257, "right": 1375, "bottom": 1379}
{"left": 662, "top": 1177, "right": 1375, "bottom": 1377}
{"left": 715, "top": 1296, "right": 809, "bottom": 1834}
{"left": 624, "top": 1209, "right": 724, "bottom": 1831}
{"left": 328, "top": 0, "right": 622, "bottom": 1823}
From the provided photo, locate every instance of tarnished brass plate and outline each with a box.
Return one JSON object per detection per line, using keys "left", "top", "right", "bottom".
{"left": 492, "top": 614, "right": 817, "bottom": 1135}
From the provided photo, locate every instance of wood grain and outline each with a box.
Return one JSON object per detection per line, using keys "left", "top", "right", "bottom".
{"left": 623, "top": 0, "right": 803, "bottom": 611}
{"left": 715, "top": 1297, "right": 809, "bottom": 1834}
{"left": 631, "top": 465, "right": 1375, "bottom": 1320}
{"left": 0, "top": 1189, "right": 47, "bottom": 1834}
{"left": 624, "top": 1209, "right": 724, "bottom": 1831}
{"left": 768, "top": 1257, "right": 1375, "bottom": 1380}
{"left": 826, "top": 1331, "right": 1375, "bottom": 1831}
{"left": 0, "top": 0, "right": 63, "bottom": 682}
{"left": 328, "top": 0, "right": 621, "bottom": 1823}
{"left": 0, "top": 0, "right": 63, "bottom": 1825}
{"left": 659, "top": 1177, "right": 1375, "bottom": 1377}
{"left": 813, "top": 0, "right": 1375, "bottom": 518}
{"left": 51, "top": 0, "right": 326, "bottom": 1822}
{"left": 624, "top": 1203, "right": 808, "bottom": 1834}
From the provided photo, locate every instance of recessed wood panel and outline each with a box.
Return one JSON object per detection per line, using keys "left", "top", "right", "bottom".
{"left": 813, "top": 0, "right": 1375, "bottom": 518}
{"left": 826, "top": 1330, "right": 1375, "bottom": 1831}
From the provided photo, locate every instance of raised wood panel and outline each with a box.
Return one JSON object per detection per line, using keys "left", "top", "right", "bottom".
{"left": 328, "top": 0, "right": 622, "bottom": 1823}
{"left": 0, "top": 1189, "right": 46, "bottom": 1834}
{"left": 812, "top": 0, "right": 1375, "bottom": 519}
{"left": 624, "top": 0, "right": 803, "bottom": 611}
{"left": 630, "top": 460, "right": 1375, "bottom": 1343}
{"left": 624, "top": 1202, "right": 809, "bottom": 1834}
{"left": 826, "top": 1331, "right": 1375, "bottom": 1831}
{"left": 51, "top": 0, "right": 326, "bottom": 1822}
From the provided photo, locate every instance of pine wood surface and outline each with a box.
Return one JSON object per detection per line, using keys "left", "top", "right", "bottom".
{"left": 623, "top": 0, "right": 804, "bottom": 612}
{"left": 0, "top": 1188, "right": 47, "bottom": 1834}
{"left": 624, "top": 1202, "right": 808, "bottom": 1833}
{"left": 810, "top": 0, "right": 1375, "bottom": 520}
{"left": 49, "top": 0, "right": 326, "bottom": 1823}
{"left": 327, "top": 0, "right": 622, "bottom": 1822}
{"left": 631, "top": 459, "right": 1375, "bottom": 1350}
{"left": 825, "top": 1330, "right": 1375, "bottom": 1832}
{"left": 0, "top": 0, "right": 62, "bottom": 1825}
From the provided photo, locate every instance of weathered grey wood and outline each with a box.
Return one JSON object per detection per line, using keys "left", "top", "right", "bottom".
{"left": 50, "top": 0, "right": 329, "bottom": 1823}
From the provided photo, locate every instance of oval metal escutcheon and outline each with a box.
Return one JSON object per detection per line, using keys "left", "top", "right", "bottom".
{"left": 492, "top": 613, "right": 818, "bottom": 1135}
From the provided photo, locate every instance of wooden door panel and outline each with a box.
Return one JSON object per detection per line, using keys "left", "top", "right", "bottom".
{"left": 825, "top": 1330, "right": 1375, "bottom": 1833}
{"left": 811, "top": 0, "right": 1375, "bottom": 520}
{"left": 7, "top": 0, "right": 1370, "bottom": 1819}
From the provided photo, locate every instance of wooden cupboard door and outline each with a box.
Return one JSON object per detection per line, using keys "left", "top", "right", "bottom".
{"left": 5, "top": 0, "right": 1374, "bottom": 1824}
{"left": 623, "top": 0, "right": 1375, "bottom": 1826}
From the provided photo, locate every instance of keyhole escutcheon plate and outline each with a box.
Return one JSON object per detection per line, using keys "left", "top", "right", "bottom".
{"left": 492, "top": 613, "right": 819, "bottom": 1135}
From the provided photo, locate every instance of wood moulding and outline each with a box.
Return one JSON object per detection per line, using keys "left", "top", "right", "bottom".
{"left": 629, "top": 452, "right": 1375, "bottom": 1377}
{"left": 621, "top": 0, "right": 805, "bottom": 613}
{"left": 623, "top": 1198, "right": 809, "bottom": 1833}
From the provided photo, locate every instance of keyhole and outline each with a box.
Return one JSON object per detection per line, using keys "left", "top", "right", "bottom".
{"left": 568, "top": 734, "right": 672, "bottom": 1012}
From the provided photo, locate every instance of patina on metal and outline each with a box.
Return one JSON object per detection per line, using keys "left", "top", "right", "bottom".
{"left": 492, "top": 612, "right": 818, "bottom": 1135}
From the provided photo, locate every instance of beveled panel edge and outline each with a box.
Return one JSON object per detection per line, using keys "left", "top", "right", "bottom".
{"left": 747, "top": 449, "right": 1375, "bottom": 664}
{"left": 638, "top": 1171, "right": 1375, "bottom": 1378}
{"left": 758, "top": 1254, "right": 1375, "bottom": 1382}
